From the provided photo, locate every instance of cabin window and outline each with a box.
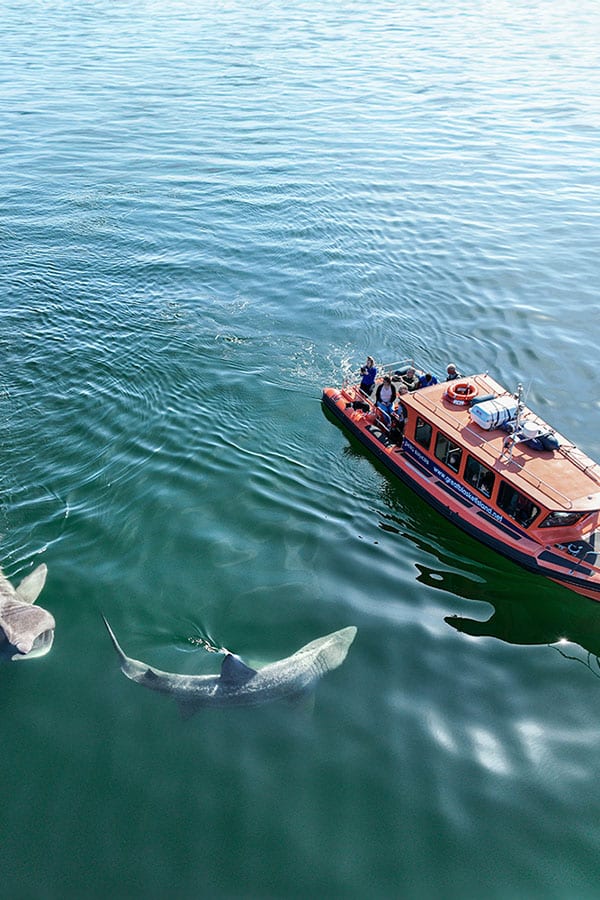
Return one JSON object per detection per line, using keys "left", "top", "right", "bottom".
{"left": 434, "top": 432, "right": 463, "bottom": 474}
{"left": 415, "top": 417, "right": 432, "bottom": 451}
{"left": 540, "top": 511, "right": 586, "bottom": 529}
{"left": 464, "top": 456, "right": 495, "bottom": 498}
{"left": 497, "top": 481, "right": 540, "bottom": 528}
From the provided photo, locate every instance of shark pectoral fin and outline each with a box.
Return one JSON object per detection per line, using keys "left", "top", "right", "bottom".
{"left": 219, "top": 653, "right": 257, "bottom": 686}
{"left": 287, "top": 688, "right": 316, "bottom": 714}
{"left": 176, "top": 699, "right": 200, "bottom": 721}
{"left": 16, "top": 564, "right": 48, "bottom": 604}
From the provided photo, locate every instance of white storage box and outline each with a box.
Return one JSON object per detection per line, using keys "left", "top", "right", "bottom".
{"left": 470, "top": 396, "right": 518, "bottom": 430}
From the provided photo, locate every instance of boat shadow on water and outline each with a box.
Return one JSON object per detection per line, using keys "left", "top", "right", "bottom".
{"left": 393, "top": 482, "right": 600, "bottom": 674}
{"left": 412, "top": 507, "right": 600, "bottom": 674}
{"left": 324, "top": 404, "right": 600, "bottom": 671}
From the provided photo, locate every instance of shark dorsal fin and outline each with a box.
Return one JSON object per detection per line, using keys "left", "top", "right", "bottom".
{"left": 16, "top": 564, "right": 48, "bottom": 605}
{"left": 220, "top": 653, "right": 257, "bottom": 686}
{"left": 144, "top": 667, "right": 161, "bottom": 682}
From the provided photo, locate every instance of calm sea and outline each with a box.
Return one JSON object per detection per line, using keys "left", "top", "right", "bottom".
{"left": 1, "top": 1, "right": 600, "bottom": 897}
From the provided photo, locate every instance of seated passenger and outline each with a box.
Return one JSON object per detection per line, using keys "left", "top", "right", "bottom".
{"left": 446, "top": 363, "right": 461, "bottom": 381}
{"left": 359, "top": 356, "right": 377, "bottom": 396}
{"left": 418, "top": 372, "right": 438, "bottom": 388}
{"left": 480, "top": 471, "right": 494, "bottom": 498}
{"left": 375, "top": 375, "right": 396, "bottom": 428}
{"left": 401, "top": 367, "right": 420, "bottom": 392}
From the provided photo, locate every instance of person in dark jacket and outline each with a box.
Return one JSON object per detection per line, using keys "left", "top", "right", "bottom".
{"left": 401, "top": 367, "right": 420, "bottom": 391}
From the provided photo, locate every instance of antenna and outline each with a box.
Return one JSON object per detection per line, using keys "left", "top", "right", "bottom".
{"left": 501, "top": 382, "right": 524, "bottom": 463}
{"left": 514, "top": 383, "right": 524, "bottom": 432}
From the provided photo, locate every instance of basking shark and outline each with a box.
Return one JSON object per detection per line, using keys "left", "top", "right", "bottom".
{"left": 0, "top": 563, "right": 55, "bottom": 661}
{"left": 103, "top": 616, "right": 357, "bottom": 714}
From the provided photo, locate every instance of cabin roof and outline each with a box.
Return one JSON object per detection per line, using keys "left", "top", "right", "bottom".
{"left": 402, "top": 372, "right": 600, "bottom": 512}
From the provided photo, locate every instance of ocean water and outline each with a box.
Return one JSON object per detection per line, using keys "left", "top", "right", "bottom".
{"left": 1, "top": 1, "right": 600, "bottom": 897}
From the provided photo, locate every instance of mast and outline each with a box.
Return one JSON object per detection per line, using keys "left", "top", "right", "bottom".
{"left": 500, "top": 382, "right": 524, "bottom": 462}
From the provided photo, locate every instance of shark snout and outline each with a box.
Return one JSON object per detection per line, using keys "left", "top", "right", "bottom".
{"left": 11, "top": 624, "right": 55, "bottom": 661}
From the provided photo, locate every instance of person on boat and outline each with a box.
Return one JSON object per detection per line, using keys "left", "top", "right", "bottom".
{"left": 389, "top": 386, "right": 408, "bottom": 441}
{"left": 359, "top": 356, "right": 377, "bottom": 396}
{"left": 418, "top": 372, "right": 438, "bottom": 388}
{"left": 401, "top": 367, "right": 420, "bottom": 392}
{"left": 446, "top": 363, "right": 461, "bottom": 381}
{"left": 375, "top": 375, "right": 396, "bottom": 428}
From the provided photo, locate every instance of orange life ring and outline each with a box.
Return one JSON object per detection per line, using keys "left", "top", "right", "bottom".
{"left": 446, "top": 381, "right": 478, "bottom": 406}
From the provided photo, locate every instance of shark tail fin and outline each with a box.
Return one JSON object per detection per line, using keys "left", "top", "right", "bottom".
{"left": 101, "top": 614, "right": 129, "bottom": 665}
{"left": 16, "top": 564, "right": 48, "bottom": 605}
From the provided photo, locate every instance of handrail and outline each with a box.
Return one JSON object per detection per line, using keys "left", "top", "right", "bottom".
{"left": 381, "top": 358, "right": 417, "bottom": 375}
{"left": 559, "top": 443, "right": 600, "bottom": 485}
{"left": 498, "top": 455, "right": 575, "bottom": 510}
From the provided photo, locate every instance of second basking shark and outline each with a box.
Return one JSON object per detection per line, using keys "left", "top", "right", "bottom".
{"left": 103, "top": 616, "right": 357, "bottom": 714}
{"left": 0, "top": 563, "right": 55, "bottom": 662}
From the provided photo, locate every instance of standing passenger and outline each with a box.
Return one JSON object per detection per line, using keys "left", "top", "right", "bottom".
{"left": 446, "top": 364, "right": 461, "bottom": 381}
{"left": 359, "top": 356, "right": 377, "bottom": 396}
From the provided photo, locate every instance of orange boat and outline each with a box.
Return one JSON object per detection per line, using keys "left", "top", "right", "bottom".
{"left": 322, "top": 362, "right": 600, "bottom": 601}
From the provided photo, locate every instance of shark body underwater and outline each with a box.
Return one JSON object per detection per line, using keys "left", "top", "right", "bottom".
{"left": 0, "top": 564, "right": 55, "bottom": 661}
{"left": 103, "top": 616, "right": 357, "bottom": 713}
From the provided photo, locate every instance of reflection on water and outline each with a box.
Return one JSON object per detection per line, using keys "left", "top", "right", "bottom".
{"left": 400, "top": 480, "right": 600, "bottom": 667}
{"left": 440, "top": 574, "right": 600, "bottom": 663}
